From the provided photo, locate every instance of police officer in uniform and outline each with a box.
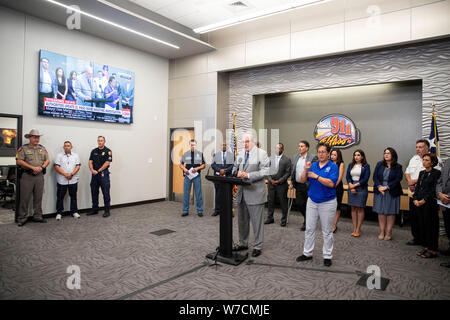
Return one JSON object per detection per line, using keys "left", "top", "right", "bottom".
{"left": 16, "top": 129, "right": 50, "bottom": 226}
{"left": 87, "top": 136, "right": 112, "bottom": 217}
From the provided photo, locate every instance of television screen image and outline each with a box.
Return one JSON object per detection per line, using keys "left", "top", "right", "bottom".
{"left": 38, "top": 50, "right": 134, "bottom": 124}
{"left": 0, "top": 128, "right": 18, "bottom": 157}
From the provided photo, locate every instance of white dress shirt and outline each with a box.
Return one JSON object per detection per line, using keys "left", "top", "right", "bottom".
{"left": 295, "top": 154, "right": 307, "bottom": 183}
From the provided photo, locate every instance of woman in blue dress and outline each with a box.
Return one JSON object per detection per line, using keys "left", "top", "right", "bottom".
{"left": 373, "top": 147, "right": 403, "bottom": 241}
{"left": 346, "top": 149, "right": 370, "bottom": 237}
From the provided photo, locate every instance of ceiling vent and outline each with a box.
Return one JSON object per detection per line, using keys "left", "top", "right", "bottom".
{"left": 227, "top": 0, "right": 252, "bottom": 13}
{"left": 229, "top": 1, "right": 248, "bottom": 7}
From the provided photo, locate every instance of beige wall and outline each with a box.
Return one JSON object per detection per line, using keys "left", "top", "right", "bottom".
{"left": 168, "top": 0, "right": 450, "bottom": 207}
{"left": 0, "top": 6, "right": 169, "bottom": 214}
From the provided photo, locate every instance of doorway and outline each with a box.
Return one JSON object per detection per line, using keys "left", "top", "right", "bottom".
{"left": 169, "top": 127, "right": 194, "bottom": 202}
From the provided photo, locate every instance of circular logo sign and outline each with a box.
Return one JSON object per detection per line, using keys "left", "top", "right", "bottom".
{"left": 314, "top": 114, "right": 360, "bottom": 148}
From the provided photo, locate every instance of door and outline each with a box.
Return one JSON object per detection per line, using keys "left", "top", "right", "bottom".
{"left": 170, "top": 128, "right": 194, "bottom": 201}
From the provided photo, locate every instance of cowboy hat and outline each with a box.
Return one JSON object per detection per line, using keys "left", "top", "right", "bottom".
{"left": 24, "top": 129, "right": 43, "bottom": 138}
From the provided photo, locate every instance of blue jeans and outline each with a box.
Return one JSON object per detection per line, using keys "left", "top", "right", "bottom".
{"left": 182, "top": 175, "right": 203, "bottom": 213}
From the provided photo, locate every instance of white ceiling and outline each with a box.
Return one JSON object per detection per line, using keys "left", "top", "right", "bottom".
{"left": 129, "top": 0, "right": 322, "bottom": 31}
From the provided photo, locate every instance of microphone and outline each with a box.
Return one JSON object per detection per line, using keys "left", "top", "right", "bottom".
{"left": 232, "top": 157, "right": 242, "bottom": 177}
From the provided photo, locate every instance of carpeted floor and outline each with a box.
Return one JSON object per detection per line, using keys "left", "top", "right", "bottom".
{"left": 0, "top": 201, "right": 449, "bottom": 300}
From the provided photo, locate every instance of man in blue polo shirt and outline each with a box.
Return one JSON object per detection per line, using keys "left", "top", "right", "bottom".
{"left": 296, "top": 143, "right": 339, "bottom": 267}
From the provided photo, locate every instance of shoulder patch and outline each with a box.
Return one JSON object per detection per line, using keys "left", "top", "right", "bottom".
{"left": 108, "top": 151, "right": 112, "bottom": 156}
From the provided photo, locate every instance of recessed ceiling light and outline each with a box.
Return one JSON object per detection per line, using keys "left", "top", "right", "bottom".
{"left": 194, "top": 0, "right": 329, "bottom": 34}
{"left": 45, "top": 0, "right": 180, "bottom": 49}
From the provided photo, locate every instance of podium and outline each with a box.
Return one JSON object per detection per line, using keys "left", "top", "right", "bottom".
{"left": 205, "top": 175, "right": 251, "bottom": 266}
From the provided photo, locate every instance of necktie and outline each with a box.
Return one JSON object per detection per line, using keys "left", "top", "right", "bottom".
{"left": 223, "top": 152, "right": 226, "bottom": 165}
{"left": 244, "top": 152, "right": 249, "bottom": 168}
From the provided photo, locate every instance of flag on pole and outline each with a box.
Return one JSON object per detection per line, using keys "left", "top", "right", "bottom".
{"left": 230, "top": 115, "right": 238, "bottom": 156}
{"left": 429, "top": 110, "right": 439, "bottom": 155}
{"left": 231, "top": 114, "right": 238, "bottom": 195}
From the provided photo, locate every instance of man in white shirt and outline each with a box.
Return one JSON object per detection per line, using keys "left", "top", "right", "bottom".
{"left": 290, "top": 141, "right": 317, "bottom": 231}
{"left": 39, "top": 57, "right": 56, "bottom": 114}
{"left": 54, "top": 141, "right": 81, "bottom": 220}
{"left": 405, "top": 139, "right": 442, "bottom": 245}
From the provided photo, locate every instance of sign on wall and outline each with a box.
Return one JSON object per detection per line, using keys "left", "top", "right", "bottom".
{"left": 314, "top": 114, "right": 360, "bottom": 148}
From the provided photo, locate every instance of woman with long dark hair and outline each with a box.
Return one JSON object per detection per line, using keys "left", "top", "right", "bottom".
{"left": 373, "top": 147, "right": 403, "bottom": 240}
{"left": 55, "top": 67, "right": 67, "bottom": 100}
{"left": 346, "top": 149, "right": 370, "bottom": 237}
{"left": 330, "top": 148, "right": 344, "bottom": 233}
{"left": 413, "top": 153, "right": 441, "bottom": 258}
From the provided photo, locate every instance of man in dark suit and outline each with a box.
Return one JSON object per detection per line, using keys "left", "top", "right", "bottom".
{"left": 265, "top": 143, "right": 292, "bottom": 227}
{"left": 211, "top": 141, "right": 235, "bottom": 216}
{"left": 290, "top": 140, "right": 317, "bottom": 231}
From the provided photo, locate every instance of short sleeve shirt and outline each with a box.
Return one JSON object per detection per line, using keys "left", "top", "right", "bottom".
{"left": 307, "top": 160, "right": 339, "bottom": 203}
{"left": 55, "top": 152, "right": 81, "bottom": 185}
{"left": 17, "top": 144, "right": 49, "bottom": 167}
{"left": 89, "top": 147, "right": 112, "bottom": 171}
{"left": 405, "top": 154, "right": 442, "bottom": 194}
{"left": 181, "top": 150, "right": 205, "bottom": 174}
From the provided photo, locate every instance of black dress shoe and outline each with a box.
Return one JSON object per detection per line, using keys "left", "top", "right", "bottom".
{"left": 17, "top": 221, "right": 26, "bottom": 227}
{"left": 264, "top": 219, "right": 274, "bottom": 224}
{"left": 280, "top": 222, "right": 287, "bottom": 227}
{"left": 232, "top": 244, "right": 248, "bottom": 252}
{"left": 32, "top": 218, "right": 47, "bottom": 223}
{"left": 296, "top": 254, "right": 312, "bottom": 262}
{"left": 103, "top": 211, "right": 110, "bottom": 218}
{"left": 212, "top": 211, "right": 219, "bottom": 216}
{"left": 406, "top": 239, "right": 419, "bottom": 246}
{"left": 251, "top": 249, "right": 262, "bottom": 257}
{"left": 87, "top": 210, "right": 98, "bottom": 216}
{"left": 324, "top": 259, "right": 332, "bottom": 267}
{"left": 301, "top": 223, "right": 306, "bottom": 231}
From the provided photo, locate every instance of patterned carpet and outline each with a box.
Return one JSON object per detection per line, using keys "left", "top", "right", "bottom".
{"left": 0, "top": 201, "right": 449, "bottom": 300}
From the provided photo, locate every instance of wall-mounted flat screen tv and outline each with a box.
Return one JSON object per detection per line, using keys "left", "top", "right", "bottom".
{"left": 38, "top": 50, "right": 134, "bottom": 124}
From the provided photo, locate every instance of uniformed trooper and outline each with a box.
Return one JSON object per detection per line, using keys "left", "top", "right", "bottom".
{"left": 87, "top": 136, "right": 112, "bottom": 217}
{"left": 179, "top": 139, "right": 206, "bottom": 217}
{"left": 16, "top": 129, "right": 50, "bottom": 226}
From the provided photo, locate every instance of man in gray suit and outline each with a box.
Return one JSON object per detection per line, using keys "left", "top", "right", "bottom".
{"left": 77, "top": 66, "right": 95, "bottom": 106}
{"left": 265, "top": 143, "right": 292, "bottom": 227}
{"left": 290, "top": 140, "right": 317, "bottom": 231}
{"left": 437, "top": 157, "right": 450, "bottom": 267}
{"left": 232, "top": 133, "right": 270, "bottom": 257}
{"left": 211, "top": 141, "right": 235, "bottom": 216}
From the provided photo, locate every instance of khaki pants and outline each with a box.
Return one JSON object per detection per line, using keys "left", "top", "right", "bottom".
{"left": 18, "top": 173, "right": 44, "bottom": 223}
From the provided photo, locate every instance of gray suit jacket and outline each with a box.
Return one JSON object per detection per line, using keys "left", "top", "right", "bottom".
{"left": 291, "top": 152, "right": 317, "bottom": 186}
{"left": 437, "top": 158, "right": 450, "bottom": 196}
{"left": 232, "top": 146, "right": 270, "bottom": 205}
{"left": 268, "top": 154, "right": 292, "bottom": 185}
